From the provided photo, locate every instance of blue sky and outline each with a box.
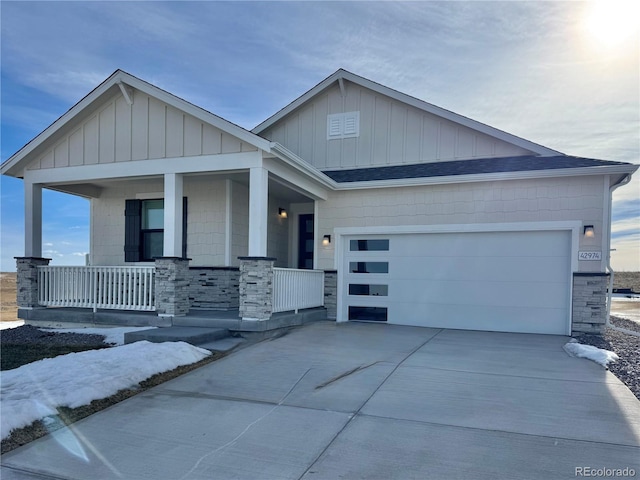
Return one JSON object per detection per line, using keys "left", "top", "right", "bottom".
{"left": 1, "top": 1, "right": 638, "bottom": 271}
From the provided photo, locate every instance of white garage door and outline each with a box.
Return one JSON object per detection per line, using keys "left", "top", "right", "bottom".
{"left": 341, "top": 230, "right": 572, "bottom": 335}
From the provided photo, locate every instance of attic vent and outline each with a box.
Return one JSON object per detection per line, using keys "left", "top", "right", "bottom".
{"left": 327, "top": 112, "right": 360, "bottom": 140}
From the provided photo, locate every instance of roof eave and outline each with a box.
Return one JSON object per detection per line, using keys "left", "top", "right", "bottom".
{"left": 268, "top": 142, "right": 337, "bottom": 189}
{"left": 1, "top": 70, "right": 273, "bottom": 178}
{"left": 252, "top": 68, "right": 562, "bottom": 157}
{"left": 1, "top": 70, "right": 126, "bottom": 178}
{"left": 331, "top": 164, "right": 639, "bottom": 190}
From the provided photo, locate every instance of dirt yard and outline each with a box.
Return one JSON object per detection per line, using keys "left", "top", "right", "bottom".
{"left": 614, "top": 272, "right": 640, "bottom": 293}
{"left": 0, "top": 272, "right": 18, "bottom": 323}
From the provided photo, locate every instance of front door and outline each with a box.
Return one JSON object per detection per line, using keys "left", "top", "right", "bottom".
{"left": 298, "top": 214, "right": 314, "bottom": 269}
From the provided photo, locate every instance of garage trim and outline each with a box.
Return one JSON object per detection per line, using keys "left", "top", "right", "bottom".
{"left": 334, "top": 221, "right": 581, "bottom": 334}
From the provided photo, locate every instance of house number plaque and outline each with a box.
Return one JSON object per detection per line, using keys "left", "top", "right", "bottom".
{"left": 578, "top": 251, "right": 602, "bottom": 261}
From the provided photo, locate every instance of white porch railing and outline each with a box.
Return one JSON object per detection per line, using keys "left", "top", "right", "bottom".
{"left": 272, "top": 268, "right": 324, "bottom": 313}
{"left": 38, "top": 266, "right": 156, "bottom": 311}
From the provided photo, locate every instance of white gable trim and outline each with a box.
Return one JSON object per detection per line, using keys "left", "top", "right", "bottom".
{"left": 1, "top": 70, "right": 272, "bottom": 177}
{"left": 252, "top": 69, "right": 561, "bottom": 157}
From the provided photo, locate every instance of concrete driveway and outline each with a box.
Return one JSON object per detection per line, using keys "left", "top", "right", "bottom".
{"left": 2, "top": 322, "right": 639, "bottom": 479}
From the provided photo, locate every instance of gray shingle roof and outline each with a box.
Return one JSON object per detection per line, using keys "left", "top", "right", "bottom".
{"left": 322, "top": 155, "right": 630, "bottom": 183}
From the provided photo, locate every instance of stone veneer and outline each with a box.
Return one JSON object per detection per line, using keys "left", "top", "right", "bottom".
{"left": 188, "top": 267, "right": 240, "bottom": 310}
{"left": 572, "top": 273, "right": 609, "bottom": 335}
{"left": 238, "top": 257, "right": 275, "bottom": 321}
{"left": 324, "top": 270, "right": 337, "bottom": 320}
{"left": 155, "top": 257, "right": 191, "bottom": 317}
{"left": 15, "top": 257, "right": 51, "bottom": 308}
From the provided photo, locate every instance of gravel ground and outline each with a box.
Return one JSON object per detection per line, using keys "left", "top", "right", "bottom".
{"left": 1, "top": 324, "right": 108, "bottom": 347}
{"left": 575, "top": 316, "right": 640, "bottom": 400}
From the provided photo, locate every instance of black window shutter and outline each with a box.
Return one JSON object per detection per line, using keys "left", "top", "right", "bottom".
{"left": 124, "top": 199, "right": 142, "bottom": 262}
{"left": 182, "top": 197, "right": 188, "bottom": 259}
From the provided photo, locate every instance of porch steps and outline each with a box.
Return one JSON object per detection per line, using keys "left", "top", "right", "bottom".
{"left": 124, "top": 326, "right": 231, "bottom": 347}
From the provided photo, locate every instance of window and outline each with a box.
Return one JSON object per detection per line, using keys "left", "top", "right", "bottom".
{"left": 349, "top": 239, "right": 389, "bottom": 251}
{"left": 141, "top": 200, "right": 164, "bottom": 261}
{"left": 349, "top": 284, "right": 388, "bottom": 296}
{"left": 124, "top": 198, "right": 187, "bottom": 262}
{"left": 348, "top": 306, "right": 388, "bottom": 322}
{"left": 349, "top": 262, "right": 389, "bottom": 274}
{"left": 327, "top": 112, "right": 360, "bottom": 140}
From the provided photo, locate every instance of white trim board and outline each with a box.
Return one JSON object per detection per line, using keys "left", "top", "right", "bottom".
{"left": 333, "top": 221, "right": 582, "bottom": 275}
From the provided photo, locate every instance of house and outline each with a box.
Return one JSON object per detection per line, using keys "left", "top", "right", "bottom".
{"left": 2, "top": 69, "right": 637, "bottom": 336}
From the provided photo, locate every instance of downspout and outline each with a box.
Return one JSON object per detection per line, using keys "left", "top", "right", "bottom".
{"left": 605, "top": 174, "right": 640, "bottom": 337}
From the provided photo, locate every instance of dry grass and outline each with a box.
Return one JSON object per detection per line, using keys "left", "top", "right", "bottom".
{"left": 0, "top": 272, "right": 18, "bottom": 323}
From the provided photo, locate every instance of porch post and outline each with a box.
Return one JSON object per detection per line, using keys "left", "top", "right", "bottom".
{"left": 238, "top": 256, "right": 275, "bottom": 321}
{"left": 163, "top": 173, "right": 184, "bottom": 258}
{"left": 248, "top": 167, "right": 268, "bottom": 257}
{"left": 24, "top": 181, "right": 43, "bottom": 258}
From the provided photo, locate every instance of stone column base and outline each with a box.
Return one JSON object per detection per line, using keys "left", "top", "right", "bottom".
{"left": 154, "top": 257, "right": 191, "bottom": 317}
{"left": 238, "top": 257, "right": 275, "bottom": 321}
{"left": 572, "top": 273, "right": 609, "bottom": 335}
{"left": 15, "top": 257, "right": 51, "bottom": 309}
{"left": 324, "top": 270, "right": 337, "bottom": 320}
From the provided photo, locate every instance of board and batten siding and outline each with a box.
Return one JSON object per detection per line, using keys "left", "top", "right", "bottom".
{"left": 260, "top": 82, "right": 533, "bottom": 170}
{"left": 28, "top": 91, "right": 257, "bottom": 170}
{"left": 316, "top": 175, "right": 604, "bottom": 272}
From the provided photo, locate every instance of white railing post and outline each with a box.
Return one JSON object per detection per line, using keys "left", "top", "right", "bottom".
{"left": 272, "top": 268, "right": 325, "bottom": 314}
{"left": 36, "top": 266, "right": 156, "bottom": 311}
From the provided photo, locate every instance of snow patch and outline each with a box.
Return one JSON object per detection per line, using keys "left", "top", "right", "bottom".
{"left": 611, "top": 294, "right": 640, "bottom": 301}
{"left": 0, "top": 341, "right": 211, "bottom": 440}
{"left": 563, "top": 341, "right": 619, "bottom": 367}
{"left": 0, "top": 320, "right": 24, "bottom": 330}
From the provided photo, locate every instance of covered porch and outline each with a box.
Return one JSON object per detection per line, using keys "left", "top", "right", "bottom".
{"left": 6, "top": 70, "right": 337, "bottom": 328}
{"left": 16, "top": 156, "right": 335, "bottom": 327}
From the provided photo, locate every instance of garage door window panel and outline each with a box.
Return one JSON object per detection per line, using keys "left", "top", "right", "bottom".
{"left": 348, "top": 306, "right": 388, "bottom": 322}
{"left": 348, "top": 284, "right": 388, "bottom": 296}
{"left": 350, "top": 239, "right": 390, "bottom": 251}
{"left": 349, "top": 262, "right": 389, "bottom": 274}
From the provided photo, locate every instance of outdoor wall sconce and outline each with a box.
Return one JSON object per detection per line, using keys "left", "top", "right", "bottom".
{"left": 279, "top": 208, "right": 288, "bottom": 219}
{"left": 322, "top": 235, "right": 331, "bottom": 246}
{"left": 584, "top": 225, "right": 595, "bottom": 238}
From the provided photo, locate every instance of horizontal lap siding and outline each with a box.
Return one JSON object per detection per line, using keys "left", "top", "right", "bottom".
{"left": 91, "top": 178, "right": 228, "bottom": 266}
{"left": 317, "top": 176, "right": 605, "bottom": 271}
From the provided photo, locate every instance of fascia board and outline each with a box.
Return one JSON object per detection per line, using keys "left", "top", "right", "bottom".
{"left": 1, "top": 70, "right": 124, "bottom": 177}
{"left": 118, "top": 73, "right": 272, "bottom": 152}
{"left": 331, "top": 164, "right": 639, "bottom": 191}
{"left": 337, "top": 70, "right": 562, "bottom": 157}
{"left": 263, "top": 159, "right": 329, "bottom": 201}
{"left": 268, "top": 142, "right": 337, "bottom": 190}
{"left": 252, "top": 70, "right": 344, "bottom": 134}
{"left": 1, "top": 70, "right": 272, "bottom": 178}
{"left": 252, "top": 69, "right": 561, "bottom": 157}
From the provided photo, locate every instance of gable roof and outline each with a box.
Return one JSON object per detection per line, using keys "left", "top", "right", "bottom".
{"left": 252, "top": 69, "right": 561, "bottom": 157}
{"left": 1, "top": 70, "right": 272, "bottom": 177}
{"left": 323, "top": 155, "right": 635, "bottom": 183}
